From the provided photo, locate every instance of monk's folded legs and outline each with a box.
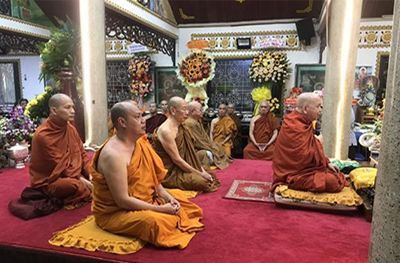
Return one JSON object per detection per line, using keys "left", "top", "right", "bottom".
{"left": 45, "top": 177, "right": 91, "bottom": 205}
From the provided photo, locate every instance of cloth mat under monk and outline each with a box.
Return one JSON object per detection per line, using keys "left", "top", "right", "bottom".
{"left": 224, "top": 180, "right": 274, "bottom": 203}
{"left": 275, "top": 185, "right": 363, "bottom": 207}
{"left": 49, "top": 189, "right": 199, "bottom": 254}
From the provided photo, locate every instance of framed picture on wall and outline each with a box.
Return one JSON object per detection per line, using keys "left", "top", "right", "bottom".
{"left": 295, "top": 64, "right": 326, "bottom": 92}
{"left": 375, "top": 51, "right": 390, "bottom": 102}
{"left": 154, "top": 67, "right": 187, "bottom": 104}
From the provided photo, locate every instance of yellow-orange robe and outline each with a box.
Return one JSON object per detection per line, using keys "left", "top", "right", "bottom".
{"left": 153, "top": 125, "right": 220, "bottom": 192}
{"left": 229, "top": 114, "right": 242, "bottom": 156}
{"left": 272, "top": 111, "right": 347, "bottom": 193}
{"left": 183, "top": 117, "right": 230, "bottom": 170}
{"left": 243, "top": 113, "right": 279, "bottom": 160}
{"left": 30, "top": 118, "right": 91, "bottom": 206}
{"left": 91, "top": 136, "right": 204, "bottom": 249}
{"left": 212, "top": 116, "right": 237, "bottom": 157}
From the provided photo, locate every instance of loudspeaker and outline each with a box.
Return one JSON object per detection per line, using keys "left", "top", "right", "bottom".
{"left": 295, "top": 18, "right": 315, "bottom": 46}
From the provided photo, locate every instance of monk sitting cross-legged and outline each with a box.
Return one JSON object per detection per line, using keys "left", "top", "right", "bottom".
{"left": 183, "top": 101, "right": 231, "bottom": 170}
{"left": 153, "top": 97, "right": 220, "bottom": 192}
{"left": 30, "top": 93, "right": 92, "bottom": 207}
{"left": 243, "top": 101, "right": 279, "bottom": 160}
{"left": 91, "top": 100, "right": 204, "bottom": 249}
{"left": 210, "top": 103, "right": 238, "bottom": 158}
{"left": 272, "top": 93, "right": 347, "bottom": 193}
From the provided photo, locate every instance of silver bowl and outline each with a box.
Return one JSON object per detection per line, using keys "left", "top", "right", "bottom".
{"left": 7, "top": 143, "right": 29, "bottom": 169}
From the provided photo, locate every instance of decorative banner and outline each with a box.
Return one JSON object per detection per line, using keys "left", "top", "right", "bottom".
{"left": 127, "top": 43, "right": 149, "bottom": 54}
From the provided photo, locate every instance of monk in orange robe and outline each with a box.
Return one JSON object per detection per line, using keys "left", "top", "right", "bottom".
{"left": 272, "top": 93, "right": 347, "bottom": 193}
{"left": 243, "top": 101, "right": 279, "bottom": 160}
{"left": 210, "top": 103, "right": 237, "bottom": 157}
{"left": 227, "top": 103, "right": 242, "bottom": 158}
{"left": 184, "top": 101, "right": 230, "bottom": 170}
{"left": 153, "top": 97, "right": 220, "bottom": 192}
{"left": 91, "top": 101, "right": 203, "bottom": 248}
{"left": 30, "top": 94, "right": 92, "bottom": 207}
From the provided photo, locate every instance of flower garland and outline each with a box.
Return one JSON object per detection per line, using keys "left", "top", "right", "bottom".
{"left": 128, "top": 55, "right": 152, "bottom": 97}
{"left": 249, "top": 51, "right": 290, "bottom": 83}
{"left": 177, "top": 50, "right": 216, "bottom": 89}
{"left": 251, "top": 86, "right": 280, "bottom": 115}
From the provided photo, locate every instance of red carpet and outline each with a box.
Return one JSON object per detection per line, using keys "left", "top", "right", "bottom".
{"left": 0, "top": 159, "right": 371, "bottom": 263}
{"left": 225, "top": 180, "right": 273, "bottom": 202}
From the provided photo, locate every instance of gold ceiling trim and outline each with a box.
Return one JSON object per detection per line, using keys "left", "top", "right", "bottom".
{"left": 296, "top": 0, "right": 313, "bottom": 14}
{"left": 105, "top": 0, "right": 178, "bottom": 39}
{"left": 360, "top": 25, "right": 392, "bottom": 31}
{"left": 0, "top": 14, "right": 50, "bottom": 30}
{"left": 126, "top": 0, "right": 177, "bottom": 26}
{"left": 375, "top": 51, "right": 390, "bottom": 77}
{"left": 358, "top": 25, "right": 392, "bottom": 49}
{"left": 192, "top": 30, "right": 297, "bottom": 38}
{"left": 179, "top": 8, "right": 195, "bottom": 20}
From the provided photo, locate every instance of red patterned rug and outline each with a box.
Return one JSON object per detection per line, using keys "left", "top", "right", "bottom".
{"left": 224, "top": 180, "right": 274, "bottom": 203}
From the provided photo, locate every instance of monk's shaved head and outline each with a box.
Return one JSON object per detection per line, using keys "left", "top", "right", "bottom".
{"left": 168, "top": 96, "right": 185, "bottom": 112}
{"left": 111, "top": 100, "right": 134, "bottom": 128}
{"left": 188, "top": 101, "right": 202, "bottom": 113}
{"left": 49, "top": 93, "right": 72, "bottom": 108}
{"left": 296, "top": 92, "right": 321, "bottom": 108}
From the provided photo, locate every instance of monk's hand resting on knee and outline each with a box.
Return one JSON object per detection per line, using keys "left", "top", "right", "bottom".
{"left": 168, "top": 198, "right": 181, "bottom": 210}
{"left": 80, "top": 176, "right": 93, "bottom": 191}
{"left": 200, "top": 168, "right": 214, "bottom": 182}
{"left": 158, "top": 203, "right": 180, "bottom": 215}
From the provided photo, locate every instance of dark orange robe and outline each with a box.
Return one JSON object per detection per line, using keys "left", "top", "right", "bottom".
{"left": 153, "top": 125, "right": 220, "bottom": 192}
{"left": 91, "top": 136, "right": 204, "bottom": 248}
{"left": 229, "top": 114, "right": 242, "bottom": 156}
{"left": 243, "top": 113, "right": 279, "bottom": 160}
{"left": 183, "top": 117, "right": 230, "bottom": 169}
{"left": 272, "top": 111, "right": 346, "bottom": 193}
{"left": 30, "top": 118, "right": 91, "bottom": 206}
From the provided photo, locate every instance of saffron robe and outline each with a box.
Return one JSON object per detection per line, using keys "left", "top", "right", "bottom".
{"left": 272, "top": 111, "right": 347, "bottom": 193}
{"left": 212, "top": 116, "right": 237, "bottom": 157}
{"left": 30, "top": 118, "right": 91, "bottom": 206}
{"left": 243, "top": 113, "right": 279, "bottom": 160}
{"left": 183, "top": 117, "right": 230, "bottom": 170}
{"left": 145, "top": 113, "right": 167, "bottom": 134}
{"left": 153, "top": 125, "right": 220, "bottom": 192}
{"left": 91, "top": 136, "right": 204, "bottom": 248}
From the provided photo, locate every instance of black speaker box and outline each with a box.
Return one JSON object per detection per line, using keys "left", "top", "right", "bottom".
{"left": 295, "top": 18, "right": 316, "bottom": 46}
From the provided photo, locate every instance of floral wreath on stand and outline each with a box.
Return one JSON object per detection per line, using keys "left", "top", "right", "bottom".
{"left": 249, "top": 51, "right": 290, "bottom": 115}
{"left": 176, "top": 49, "right": 216, "bottom": 110}
{"left": 128, "top": 55, "right": 152, "bottom": 106}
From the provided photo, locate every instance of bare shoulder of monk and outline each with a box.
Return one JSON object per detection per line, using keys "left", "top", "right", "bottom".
{"left": 158, "top": 121, "right": 177, "bottom": 142}
{"left": 98, "top": 139, "right": 131, "bottom": 174}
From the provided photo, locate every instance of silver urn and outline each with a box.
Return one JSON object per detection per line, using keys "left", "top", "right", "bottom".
{"left": 7, "top": 143, "right": 29, "bottom": 169}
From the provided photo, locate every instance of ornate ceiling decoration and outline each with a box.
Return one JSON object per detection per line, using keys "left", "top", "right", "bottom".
{"left": 0, "top": 30, "right": 45, "bottom": 55}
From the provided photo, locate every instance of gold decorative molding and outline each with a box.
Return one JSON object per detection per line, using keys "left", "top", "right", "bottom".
{"left": 191, "top": 30, "right": 301, "bottom": 56}
{"left": 359, "top": 25, "right": 392, "bottom": 48}
{"left": 0, "top": 14, "right": 50, "bottom": 39}
{"left": 105, "top": 0, "right": 178, "bottom": 39}
{"left": 0, "top": 14, "right": 49, "bottom": 30}
{"left": 296, "top": 0, "right": 313, "bottom": 14}
{"left": 179, "top": 8, "right": 195, "bottom": 20}
{"left": 375, "top": 51, "right": 390, "bottom": 77}
{"left": 105, "top": 37, "right": 156, "bottom": 55}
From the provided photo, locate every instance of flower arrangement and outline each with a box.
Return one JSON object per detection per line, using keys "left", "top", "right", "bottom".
{"left": 249, "top": 51, "right": 290, "bottom": 83}
{"left": 283, "top": 87, "right": 303, "bottom": 114}
{"left": 127, "top": 55, "right": 152, "bottom": 97}
{"left": 177, "top": 50, "right": 216, "bottom": 89}
{"left": 24, "top": 86, "right": 58, "bottom": 122}
{"left": 39, "top": 20, "right": 80, "bottom": 82}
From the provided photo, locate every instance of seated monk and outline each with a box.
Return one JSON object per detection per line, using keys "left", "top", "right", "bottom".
{"left": 227, "top": 103, "right": 242, "bottom": 158}
{"left": 91, "top": 100, "right": 204, "bottom": 248}
{"left": 160, "top": 99, "right": 170, "bottom": 118}
{"left": 183, "top": 101, "right": 230, "bottom": 170}
{"left": 145, "top": 102, "right": 167, "bottom": 140}
{"left": 153, "top": 97, "right": 220, "bottom": 192}
{"left": 243, "top": 101, "right": 279, "bottom": 160}
{"left": 30, "top": 93, "right": 92, "bottom": 207}
{"left": 272, "top": 93, "right": 347, "bottom": 193}
{"left": 210, "top": 103, "right": 237, "bottom": 157}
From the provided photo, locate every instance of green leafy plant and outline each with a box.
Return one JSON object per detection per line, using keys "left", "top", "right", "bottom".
{"left": 24, "top": 86, "right": 58, "bottom": 121}
{"left": 38, "top": 19, "right": 80, "bottom": 82}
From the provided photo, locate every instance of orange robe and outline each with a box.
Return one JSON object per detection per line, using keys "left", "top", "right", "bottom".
{"left": 30, "top": 118, "right": 91, "bottom": 206}
{"left": 212, "top": 116, "right": 237, "bottom": 157}
{"left": 243, "top": 113, "right": 279, "bottom": 160}
{"left": 272, "top": 111, "right": 347, "bottom": 193}
{"left": 229, "top": 114, "right": 242, "bottom": 156}
{"left": 153, "top": 125, "right": 220, "bottom": 192}
{"left": 183, "top": 117, "right": 230, "bottom": 170}
{"left": 91, "top": 136, "right": 204, "bottom": 248}
{"left": 145, "top": 113, "right": 167, "bottom": 134}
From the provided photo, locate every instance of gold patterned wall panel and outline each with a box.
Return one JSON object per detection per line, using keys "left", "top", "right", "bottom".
{"left": 359, "top": 25, "right": 392, "bottom": 48}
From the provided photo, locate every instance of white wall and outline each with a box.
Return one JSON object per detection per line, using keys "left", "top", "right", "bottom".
{"left": 0, "top": 55, "right": 44, "bottom": 101}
